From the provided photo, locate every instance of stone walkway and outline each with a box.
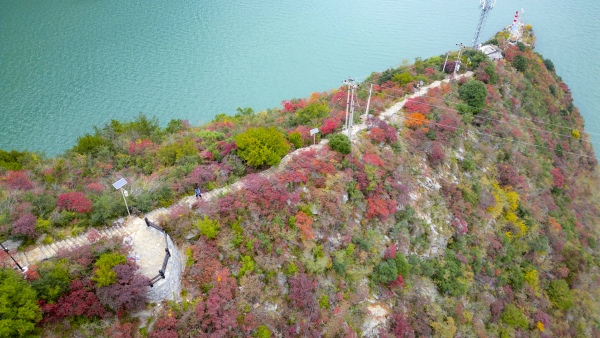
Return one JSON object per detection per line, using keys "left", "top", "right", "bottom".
{"left": 2, "top": 72, "right": 472, "bottom": 303}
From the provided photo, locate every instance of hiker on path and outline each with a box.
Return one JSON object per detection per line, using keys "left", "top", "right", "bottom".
{"left": 195, "top": 186, "right": 202, "bottom": 199}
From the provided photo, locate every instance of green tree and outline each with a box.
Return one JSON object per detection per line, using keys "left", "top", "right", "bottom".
{"left": 0, "top": 269, "right": 42, "bottom": 337}
{"left": 235, "top": 127, "right": 290, "bottom": 167}
{"left": 458, "top": 80, "right": 488, "bottom": 112}
{"left": 328, "top": 134, "right": 351, "bottom": 154}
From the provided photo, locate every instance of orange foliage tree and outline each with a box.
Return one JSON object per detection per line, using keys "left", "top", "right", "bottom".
{"left": 295, "top": 211, "right": 314, "bottom": 240}
{"left": 404, "top": 112, "right": 429, "bottom": 129}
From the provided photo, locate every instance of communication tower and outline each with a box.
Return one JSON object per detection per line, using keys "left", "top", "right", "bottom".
{"left": 472, "top": 0, "right": 497, "bottom": 49}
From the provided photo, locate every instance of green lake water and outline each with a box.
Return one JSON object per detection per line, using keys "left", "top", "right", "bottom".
{"left": 1, "top": 0, "right": 599, "bottom": 156}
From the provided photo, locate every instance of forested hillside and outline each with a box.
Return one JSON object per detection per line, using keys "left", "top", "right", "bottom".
{"left": 1, "top": 28, "right": 599, "bottom": 337}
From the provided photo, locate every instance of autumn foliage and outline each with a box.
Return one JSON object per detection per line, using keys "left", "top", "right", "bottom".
{"left": 57, "top": 192, "right": 93, "bottom": 213}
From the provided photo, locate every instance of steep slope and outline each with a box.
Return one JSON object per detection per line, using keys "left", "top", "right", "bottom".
{"left": 155, "top": 44, "right": 600, "bottom": 337}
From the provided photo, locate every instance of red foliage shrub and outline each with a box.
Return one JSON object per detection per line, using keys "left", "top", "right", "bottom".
{"left": 195, "top": 268, "right": 239, "bottom": 335}
{"left": 87, "top": 229, "right": 102, "bottom": 243}
{"left": 96, "top": 262, "right": 149, "bottom": 312}
{"left": 369, "top": 127, "right": 386, "bottom": 143}
{"left": 57, "top": 192, "right": 93, "bottom": 213}
{"left": 12, "top": 213, "right": 36, "bottom": 238}
{"left": 451, "top": 216, "right": 468, "bottom": 235}
{"left": 86, "top": 182, "right": 105, "bottom": 192}
{"left": 428, "top": 142, "right": 445, "bottom": 167}
{"left": 41, "top": 279, "right": 107, "bottom": 323}
{"left": 504, "top": 45, "right": 519, "bottom": 62}
{"left": 367, "top": 197, "right": 397, "bottom": 220}
{"left": 384, "top": 244, "right": 397, "bottom": 259}
{"left": 186, "top": 238, "right": 221, "bottom": 286}
{"left": 106, "top": 320, "right": 134, "bottom": 338}
{"left": 240, "top": 174, "right": 290, "bottom": 216}
{"left": 404, "top": 97, "right": 431, "bottom": 115}
{"left": 23, "top": 265, "right": 40, "bottom": 281}
{"left": 149, "top": 315, "right": 178, "bottom": 338}
{"left": 550, "top": 167, "right": 564, "bottom": 188}
{"left": 282, "top": 98, "right": 307, "bottom": 113}
{"left": 424, "top": 67, "right": 436, "bottom": 77}
{"left": 363, "top": 153, "right": 384, "bottom": 167}
{"left": 321, "top": 117, "right": 342, "bottom": 135}
{"left": 495, "top": 163, "right": 524, "bottom": 190}
{"left": 390, "top": 311, "right": 415, "bottom": 338}
{"left": 389, "top": 274, "right": 405, "bottom": 288}
{"left": 289, "top": 273, "right": 316, "bottom": 312}
{"left": 4, "top": 171, "right": 34, "bottom": 190}
{"left": 295, "top": 211, "right": 314, "bottom": 240}
{"left": 187, "top": 164, "right": 218, "bottom": 188}
{"left": 57, "top": 244, "right": 95, "bottom": 268}
{"left": 291, "top": 125, "right": 311, "bottom": 144}
{"left": 128, "top": 139, "right": 154, "bottom": 156}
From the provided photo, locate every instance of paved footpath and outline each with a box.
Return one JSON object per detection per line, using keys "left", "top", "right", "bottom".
{"left": 2, "top": 72, "right": 472, "bottom": 303}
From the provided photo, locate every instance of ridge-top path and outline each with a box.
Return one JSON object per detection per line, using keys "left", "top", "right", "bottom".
{"left": 3, "top": 72, "right": 472, "bottom": 302}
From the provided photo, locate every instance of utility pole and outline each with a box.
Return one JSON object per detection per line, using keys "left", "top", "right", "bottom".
{"left": 454, "top": 43, "right": 464, "bottom": 77}
{"left": 363, "top": 84, "right": 373, "bottom": 123}
{"left": 347, "top": 82, "right": 357, "bottom": 140}
{"left": 342, "top": 77, "right": 355, "bottom": 131}
{"left": 442, "top": 51, "right": 450, "bottom": 73}
{"left": 472, "top": 0, "right": 497, "bottom": 49}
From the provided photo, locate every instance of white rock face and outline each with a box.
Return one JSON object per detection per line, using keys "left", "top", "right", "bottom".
{"left": 362, "top": 301, "right": 390, "bottom": 337}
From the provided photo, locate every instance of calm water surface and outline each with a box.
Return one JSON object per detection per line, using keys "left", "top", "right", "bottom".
{"left": 1, "top": 0, "right": 599, "bottom": 156}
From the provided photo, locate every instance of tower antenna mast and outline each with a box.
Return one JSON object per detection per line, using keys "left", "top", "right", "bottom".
{"left": 472, "top": 0, "right": 497, "bottom": 49}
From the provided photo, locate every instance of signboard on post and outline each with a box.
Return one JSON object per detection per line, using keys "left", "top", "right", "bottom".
{"left": 112, "top": 178, "right": 131, "bottom": 216}
{"left": 310, "top": 128, "right": 319, "bottom": 145}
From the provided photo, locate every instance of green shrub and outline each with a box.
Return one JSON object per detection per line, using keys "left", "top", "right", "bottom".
{"left": 288, "top": 131, "right": 303, "bottom": 149}
{"left": 543, "top": 58, "right": 555, "bottom": 72}
{"left": 31, "top": 259, "right": 72, "bottom": 302}
{"left": 195, "top": 215, "right": 220, "bottom": 240}
{"left": 392, "top": 72, "right": 413, "bottom": 85}
{"left": 458, "top": 80, "right": 488, "bottom": 111}
{"left": 500, "top": 304, "right": 528, "bottom": 329}
{"left": 328, "top": 134, "right": 351, "bottom": 154}
{"left": 394, "top": 253, "right": 410, "bottom": 277}
{"left": 372, "top": 260, "right": 398, "bottom": 283}
{"left": 92, "top": 252, "right": 126, "bottom": 287}
{"left": 255, "top": 325, "right": 272, "bottom": 338}
{"left": 285, "top": 262, "right": 298, "bottom": 276}
{"left": 547, "top": 279, "right": 574, "bottom": 310}
{"left": 235, "top": 127, "right": 290, "bottom": 167}
{"left": 0, "top": 269, "right": 42, "bottom": 337}
{"left": 319, "top": 295, "right": 329, "bottom": 309}
{"left": 295, "top": 102, "right": 329, "bottom": 126}
{"left": 72, "top": 133, "right": 109, "bottom": 156}
{"left": 513, "top": 55, "right": 528, "bottom": 72}
{"left": 239, "top": 255, "right": 255, "bottom": 276}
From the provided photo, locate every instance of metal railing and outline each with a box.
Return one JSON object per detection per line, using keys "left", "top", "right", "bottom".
{"left": 144, "top": 217, "right": 171, "bottom": 287}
